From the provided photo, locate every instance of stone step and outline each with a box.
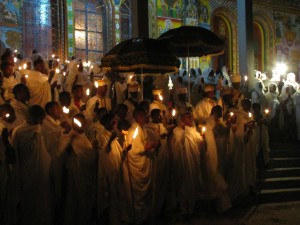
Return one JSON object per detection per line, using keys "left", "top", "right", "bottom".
{"left": 270, "top": 149, "right": 300, "bottom": 158}
{"left": 270, "top": 157, "right": 300, "bottom": 168}
{"left": 260, "top": 177, "right": 300, "bottom": 190}
{"left": 259, "top": 188, "right": 300, "bottom": 204}
{"left": 260, "top": 167, "right": 300, "bottom": 179}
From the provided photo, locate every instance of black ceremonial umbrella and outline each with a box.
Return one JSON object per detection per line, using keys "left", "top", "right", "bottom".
{"left": 101, "top": 38, "right": 178, "bottom": 99}
{"left": 158, "top": 26, "right": 225, "bottom": 102}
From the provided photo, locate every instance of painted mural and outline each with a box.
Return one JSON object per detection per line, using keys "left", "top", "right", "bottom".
{"left": 0, "top": 0, "right": 22, "bottom": 52}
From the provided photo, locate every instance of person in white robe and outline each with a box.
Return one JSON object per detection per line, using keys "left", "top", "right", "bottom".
{"left": 194, "top": 84, "right": 217, "bottom": 125}
{"left": 97, "top": 113, "right": 126, "bottom": 225}
{"left": 86, "top": 79, "right": 111, "bottom": 122}
{"left": 41, "top": 101, "right": 66, "bottom": 221}
{"left": 27, "top": 54, "right": 51, "bottom": 108}
{"left": 144, "top": 109, "right": 169, "bottom": 217}
{"left": 70, "top": 84, "right": 86, "bottom": 115}
{"left": 171, "top": 112, "right": 203, "bottom": 221}
{"left": 174, "top": 87, "right": 194, "bottom": 120}
{"left": 150, "top": 89, "right": 169, "bottom": 127}
{"left": 202, "top": 106, "right": 232, "bottom": 213}
{"left": 86, "top": 107, "right": 108, "bottom": 144}
{"left": 294, "top": 87, "right": 300, "bottom": 141}
{"left": 1, "top": 63, "right": 19, "bottom": 101}
{"left": 231, "top": 75, "right": 244, "bottom": 110}
{"left": 0, "top": 104, "right": 22, "bottom": 134}
{"left": 124, "top": 81, "right": 140, "bottom": 124}
{"left": 58, "top": 114, "right": 97, "bottom": 225}
{"left": 11, "top": 105, "right": 53, "bottom": 225}
{"left": 251, "top": 81, "right": 267, "bottom": 111}
{"left": 10, "top": 84, "right": 30, "bottom": 121}
{"left": 122, "top": 107, "right": 157, "bottom": 224}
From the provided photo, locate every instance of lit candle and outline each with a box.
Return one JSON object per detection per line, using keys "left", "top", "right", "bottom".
{"left": 172, "top": 109, "right": 176, "bottom": 118}
{"left": 77, "top": 64, "right": 79, "bottom": 68}
{"left": 265, "top": 109, "right": 269, "bottom": 115}
{"left": 23, "top": 64, "right": 27, "bottom": 70}
{"left": 230, "top": 112, "right": 234, "bottom": 117}
{"left": 52, "top": 54, "right": 55, "bottom": 58}
{"left": 25, "top": 74, "right": 28, "bottom": 79}
{"left": 245, "top": 76, "right": 248, "bottom": 82}
{"left": 73, "top": 118, "right": 82, "bottom": 127}
{"left": 55, "top": 68, "right": 60, "bottom": 74}
{"left": 201, "top": 126, "right": 206, "bottom": 139}
{"left": 18, "top": 66, "right": 22, "bottom": 71}
{"left": 91, "top": 65, "right": 94, "bottom": 69}
{"left": 248, "top": 112, "right": 252, "bottom": 118}
{"left": 57, "top": 59, "right": 60, "bottom": 62}
{"left": 94, "top": 81, "right": 99, "bottom": 88}
{"left": 65, "top": 60, "right": 68, "bottom": 63}
{"left": 5, "top": 113, "right": 10, "bottom": 118}
{"left": 86, "top": 88, "right": 90, "bottom": 96}
{"left": 14, "top": 50, "right": 17, "bottom": 53}
{"left": 63, "top": 72, "right": 66, "bottom": 76}
{"left": 14, "top": 57, "right": 17, "bottom": 63}
{"left": 131, "top": 127, "right": 139, "bottom": 144}
{"left": 159, "top": 95, "right": 163, "bottom": 101}
{"left": 63, "top": 106, "right": 69, "bottom": 114}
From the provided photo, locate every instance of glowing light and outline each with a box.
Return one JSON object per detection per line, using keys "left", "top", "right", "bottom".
{"left": 63, "top": 106, "right": 69, "bottom": 114}
{"left": 133, "top": 127, "right": 139, "bottom": 139}
{"left": 14, "top": 50, "right": 17, "bottom": 53}
{"left": 265, "top": 109, "right": 269, "bottom": 115}
{"left": 244, "top": 76, "right": 248, "bottom": 82}
{"left": 73, "top": 118, "right": 82, "bottom": 127}
{"left": 14, "top": 57, "right": 17, "bottom": 63}
{"left": 23, "top": 64, "right": 27, "bottom": 70}
{"left": 52, "top": 54, "right": 55, "bottom": 58}
{"left": 172, "top": 109, "right": 176, "bottom": 117}
{"left": 159, "top": 95, "right": 163, "bottom": 101}
{"left": 94, "top": 81, "right": 99, "bottom": 88}
{"left": 91, "top": 65, "right": 94, "bottom": 69}
{"left": 63, "top": 72, "right": 66, "bottom": 76}
{"left": 201, "top": 127, "right": 206, "bottom": 135}
{"left": 86, "top": 88, "right": 90, "bottom": 96}
{"left": 248, "top": 112, "right": 252, "bottom": 118}
{"left": 25, "top": 74, "right": 28, "bottom": 79}
{"left": 230, "top": 112, "right": 234, "bottom": 117}
{"left": 18, "top": 66, "right": 22, "bottom": 70}
{"left": 5, "top": 113, "right": 10, "bottom": 118}
{"left": 57, "top": 59, "right": 60, "bottom": 62}
{"left": 77, "top": 65, "right": 79, "bottom": 68}
{"left": 275, "top": 63, "right": 288, "bottom": 75}
{"left": 55, "top": 68, "right": 60, "bottom": 74}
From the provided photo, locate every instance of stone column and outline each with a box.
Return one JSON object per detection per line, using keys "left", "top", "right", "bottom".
{"left": 237, "top": 0, "right": 254, "bottom": 84}
{"left": 131, "top": 0, "right": 149, "bottom": 38}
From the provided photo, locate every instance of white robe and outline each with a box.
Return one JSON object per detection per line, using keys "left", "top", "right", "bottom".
{"left": 122, "top": 122, "right": 152, "bottom": 224}
{"left": 11, "top": 122, "right": 52, "bottom": 225}
{"left": 59, "top": 131, "right": 97, "bottom": 225}
{"left": 10, "top": 99, "right": 28, "bottom": 122}
{"left": 124, "top": 98, "right": 138, "bottom": 124}
{"left": 171, "top": 126, "right": 203, "bottom": 214}
{"left": 98, "top": 129, "right": 123, "bottom": 225}
{"left": 194, "top": 97, "right": 217, "bottom": 124}
{"left": 2, "top": 76, "right": 18, "bottom": 101}
{"left": 144, "top": 123, "right": 169, "bottom": 216}
{"left": 85, "top": 95, "right": 111, "bottom": 122}
{"left": 27, "top": 70, "right": 51, "bottom": 107}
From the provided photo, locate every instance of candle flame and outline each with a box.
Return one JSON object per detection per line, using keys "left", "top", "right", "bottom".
{"left": 5, "top": 113, "right": 10, "bottom": 118}
{"left": 14, "top": 57, "right": 17, "bottom": 63}
{"left": 172, "top": 109, "right": 176, "bottom": 117}
{"left": 245, "top": 76, "right": 248, "bottom": 81}
{"left": 55, "top": 68, "right": 60, "bottom": 74}
{"left": 18, "top": 66, "right": 22, "bottom": 70}
{"left": 63, "top": 106, "right": 69, "bottom": 114}
{"left": 73, "top": 118, "right": 82, "bottom": 127}
{"left": 248, "top": 112, "right": 252, "bottom": 118}
{"left": 23, "top": 64, "right": 27, "bottom": 70}
{"left": 202, "top": 127, "right": 206, "bottom": 133}
{"left": 91, "top": 65, "right": 94, "bottom": 69}
{"left": 86, "top": 88, "right": 90, "bottom": 96}
{"left": 94, "top": 81, "right": 99, "bottom": 88}
{"left": 230, "top": 112, "right": 234, "bottom": 117}
{"left": 133, "top": 127, "right": 139, "bottom": 139}
{"left": 57, "top": 59, "right": 60, "bottom": 62}
{"left": 25, "top": 74, "right": 28, "bottom": 79}
{"left": 159, "top": 95, "right": 163, "bottom": 101}
{"left": 265, "top": 109, "right": 269, "bottom": 114}
{"left": 14, "top": 50, "right": 17, "bottom": 53}
{"left": 52, "top": 54, "right": 55, "bottom": 58}
{"left": 63, "top": 72, "right": 66, "bottom": 76}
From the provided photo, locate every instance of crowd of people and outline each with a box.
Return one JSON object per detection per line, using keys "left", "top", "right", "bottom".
{"left": 0, "top": 47, "right": 300, "bottom": 225}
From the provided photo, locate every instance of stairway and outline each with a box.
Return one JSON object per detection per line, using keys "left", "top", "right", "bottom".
{"left": 259, "top": 142, "right": 300, "bottom": 204}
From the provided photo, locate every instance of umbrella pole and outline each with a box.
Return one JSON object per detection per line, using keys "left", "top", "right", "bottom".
{"left": 141, "top": 69, "right": 144, "bottom": 101}
{"left": 187, "top": 45, "right": 191, "bottom": 103}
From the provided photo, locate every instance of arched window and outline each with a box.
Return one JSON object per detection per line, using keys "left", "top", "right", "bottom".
{"left": 120, "top": 0, "right": 132, "bottom": 42}
{"left": 74, "top": 0, "right": 106, "bottom": 61}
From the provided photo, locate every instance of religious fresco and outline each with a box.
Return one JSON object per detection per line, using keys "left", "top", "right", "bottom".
{"left": 0, "top": 0, "right": 22, "bottom": 52}
{"left": 274, "top": 12, "right": 300, "bottom": 74}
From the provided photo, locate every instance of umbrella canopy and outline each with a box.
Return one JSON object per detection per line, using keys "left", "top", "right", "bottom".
{"left": 158, "top": 26, "right": 225, "bottom": 57}
{"left": 101, "top": 38, "right": 178, "bottom": 74}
